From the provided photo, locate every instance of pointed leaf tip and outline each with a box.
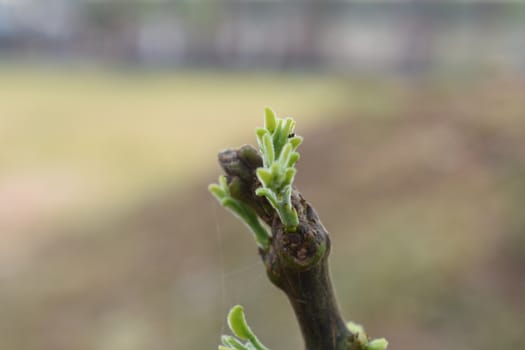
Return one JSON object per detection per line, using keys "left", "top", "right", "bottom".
{"left": 264, "top": 107, "right": 277, "bottom": 133}
{"left": 283, "top": 118, "right": 295, "bottom": 135}
{"left": 227, "top": 305, "right": 253, "bottom": 341}
{"left": 255, "top": 127, "right": 267, "bottom": 140}
{"left": 256, "top": 168, "right": 273, "bottom": 187}
{"left": 289, "top": 136, "right": 303, "bottom": 150}
{"left": 209, "top": 183, "right": 226, "bottom": 199}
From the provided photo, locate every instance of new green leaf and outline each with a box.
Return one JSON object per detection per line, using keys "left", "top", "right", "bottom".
{"left": 218, "top": 305, "right": 270, "bottom": 350}
{"left": 208, "top": 176, "right": 270, "bottom": 249}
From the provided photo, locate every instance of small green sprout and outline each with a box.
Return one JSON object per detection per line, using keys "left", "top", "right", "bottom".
{"left": 347, "top": 321, "right": 388, "bottom": 350}
{"left": 255, "top": 108, "right": 302, "bottom": 232}
{"left": 367, "top": 338, "right": 389, "bottom": 350}
{"left": 211, "top": 109, "right": 388, "bottom": 350}
{"left": 219, "top": 305, "right": 270, "bottom": 350}
{"left": 209, "top": 107, "right": 302, "bottom": 247}
{"left": 209, "top": 175, "right": 270, "bottom": 248}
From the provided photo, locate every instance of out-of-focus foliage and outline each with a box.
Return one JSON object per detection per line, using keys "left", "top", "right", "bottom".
{"left": 0, "top": 67, "right": 353, "bottom": 234}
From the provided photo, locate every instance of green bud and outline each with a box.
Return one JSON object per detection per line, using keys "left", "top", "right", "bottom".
{"left": 367, "top": 338, "right": 389, "bottom": 350}
{"left": 289, "top": 136, "right": 303, "bottom": 150}
{"left": 256, "top": 168, "right": 273, "bottom": 187}
{"left": 264, "top": 107, "right": 277, "bottom": 133}
{"left": 284, "top": 118, "right": 296, "bottom": 134}
{"left": 255, "top": 127, "right": 267, "bottom": 140}
{"left": 347, "top": 321, "right": 368, "bottom": 345}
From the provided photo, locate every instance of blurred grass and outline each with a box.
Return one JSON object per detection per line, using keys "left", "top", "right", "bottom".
{"left": 0, "top": 66, "right": 407, "bottom": 262}
{"left": 1, "top": 67, "right": 344, "bottom": 203}
{"left": 0, "top": 66, "right": 404, "bottom": 227}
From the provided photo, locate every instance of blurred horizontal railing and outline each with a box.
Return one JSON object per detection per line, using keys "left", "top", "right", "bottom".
{"left": 0, "top": 1, "right": 524, "bottom": 74}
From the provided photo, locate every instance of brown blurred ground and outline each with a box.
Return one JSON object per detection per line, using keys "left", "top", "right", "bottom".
{"left": 1, "top": 76, "right": 524, "bottom": 350}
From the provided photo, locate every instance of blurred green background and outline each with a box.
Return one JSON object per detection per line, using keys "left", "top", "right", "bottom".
{"left": 1, "top": 2, "right": 525, "bottom": 350}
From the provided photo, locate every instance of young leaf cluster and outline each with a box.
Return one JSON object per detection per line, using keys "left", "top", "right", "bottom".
{"left": 219, "top": 305, "right": 270, "bottom": 350}
{"left": 255, "top": 108, "right": 302, "bottom": 232}
{"left": 209, "top": 175, "right": 270, "bottom": 248}
{"left": 208, "top": 107, "right": 302, "bottom": 248}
